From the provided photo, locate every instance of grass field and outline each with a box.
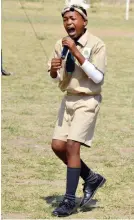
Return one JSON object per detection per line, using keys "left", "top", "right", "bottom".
{"left": 1, "top": 0, "right": 134, "bottom": 219}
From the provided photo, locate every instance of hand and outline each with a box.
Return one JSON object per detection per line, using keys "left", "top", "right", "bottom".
{"left": 62, "top": 37, "right": 85, "bottom": 65}
{"left": 50, "top": 58, "right": 62, "bottom": 78}
{"left": 51, "top": 58, "right": 62, "bottom": 72}
{"left": 62, "top": 37, "right": 78, "bottom": 57}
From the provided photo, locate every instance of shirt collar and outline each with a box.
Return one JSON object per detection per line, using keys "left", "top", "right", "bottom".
{"left": 77, "top": 29, "right": 88, "bottom": 47}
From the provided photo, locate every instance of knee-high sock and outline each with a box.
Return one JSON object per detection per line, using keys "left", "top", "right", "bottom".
{"left": 65, "top": 167, "right": 81, "bottom": 203}
{"left": 80, "top": 160, "right": 97, "bottom": 182}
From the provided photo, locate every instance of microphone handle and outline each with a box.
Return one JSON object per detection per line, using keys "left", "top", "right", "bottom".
{"left": 61, "top": 46, "right": 68, "bottom": 60}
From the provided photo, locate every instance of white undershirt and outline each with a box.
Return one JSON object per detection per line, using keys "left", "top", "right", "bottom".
{"left": 81, "top": 59, "right": 104, "bottom": 84}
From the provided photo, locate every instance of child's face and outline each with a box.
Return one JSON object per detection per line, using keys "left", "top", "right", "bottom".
{"left": 63, "top": 11, "right": 87, "bottom": 39}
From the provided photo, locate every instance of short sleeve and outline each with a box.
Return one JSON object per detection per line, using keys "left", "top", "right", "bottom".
{"left": 91, "top": 42, "right": 107, "bottom": 74}
{"left": 47, "top": 40, "right": 62, "bottom": 72}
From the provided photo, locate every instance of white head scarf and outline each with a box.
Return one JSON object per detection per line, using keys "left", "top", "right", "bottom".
{"left": 62, "top": 0, "right": 90, "bottom": 21}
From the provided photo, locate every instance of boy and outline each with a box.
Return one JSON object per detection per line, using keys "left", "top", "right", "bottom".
{"left": 48, "top": 0, "right": 107, "bottom": 217}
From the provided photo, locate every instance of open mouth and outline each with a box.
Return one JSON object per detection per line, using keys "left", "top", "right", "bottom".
{"left": 67, "top": 28, "right": 76, "bottom": 36}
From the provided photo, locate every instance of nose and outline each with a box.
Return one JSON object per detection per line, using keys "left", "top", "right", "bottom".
{"left": 66, "top": 18, "right": 72, "bottom": 26}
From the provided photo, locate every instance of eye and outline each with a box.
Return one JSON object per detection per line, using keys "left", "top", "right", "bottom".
{"left": 70, "top": 16, "right": 76, "bottom": 21}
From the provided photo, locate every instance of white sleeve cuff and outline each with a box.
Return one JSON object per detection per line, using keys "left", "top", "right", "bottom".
{"left": 81, "top": 59, "right": 103, "bottom": 84}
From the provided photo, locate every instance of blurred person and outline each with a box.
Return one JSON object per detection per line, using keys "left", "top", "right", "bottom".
{"left": 48, "top": 0, "right": 107, "bottom": 217}
{"left": 1, "top": 50, "right": 12, "bottom": 76}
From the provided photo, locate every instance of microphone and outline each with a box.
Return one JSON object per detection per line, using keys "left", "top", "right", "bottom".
{"left": 61, "top": 46, "right": 69, "bottom": 60}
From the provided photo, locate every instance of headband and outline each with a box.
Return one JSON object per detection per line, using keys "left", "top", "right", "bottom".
{"left": 62, "top": 5, "right": 88, "bottom": 21}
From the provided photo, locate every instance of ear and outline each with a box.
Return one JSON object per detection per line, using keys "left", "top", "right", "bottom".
{"left": 84, "top": 20, "right": 88, "bottom": 27}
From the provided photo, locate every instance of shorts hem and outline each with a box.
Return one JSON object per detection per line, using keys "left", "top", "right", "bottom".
{"left": 52, "top": 136, "right": 67, "bottom": 142}
{"left": 81, "top": 142, "right": 91, "bottom": 148}
{"left": 67, "top": 137, "right": 91, "bottom": 148}
{"left": 52, "top": 137, "right": 92, "bottom": 148}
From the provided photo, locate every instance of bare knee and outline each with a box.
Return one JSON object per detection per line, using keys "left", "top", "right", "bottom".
{"left": 66, "top": 140, "right": 80, "bottom": 158}
{"left": 51, "top": 139, "right": 66, "bottom": 153}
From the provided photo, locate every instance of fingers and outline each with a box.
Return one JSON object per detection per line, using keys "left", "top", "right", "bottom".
{"left": 62, "top": 39, "right": 70, "bottom": 46}
{"left": 62, "top": 37, "right": 75, "bottom": 50}
{"left": 51, "top": 59, "right": 61, "bottom": 66}
{"left": 62, "top": 37, "right": 72, "bottom": 44}
{"left": 51, "top": 58, "right": 62, "bottom": 71}
{"left": 62, "top": 41, "right": 69, "bottom": 47}
{"left": 51, "top": 64, "right": 61, "bottom": 70}
{"left": 52, "top": 66, "right": 61, "bottom": 70}
{"left": 52, "top": 58, "right": 62, "bottom": 64}
{"left": 52, "top": 61, "right": 61, "bottom": 66}
{"left": 62, "top": 36, "right": 71, "bottom": 41}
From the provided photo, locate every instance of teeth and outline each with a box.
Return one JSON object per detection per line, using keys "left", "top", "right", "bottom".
{"left": 68, "top": 28, "right": 75, "bottom": 32}
{"left": 68, "top": 27, "right": 74, "bottom": 30}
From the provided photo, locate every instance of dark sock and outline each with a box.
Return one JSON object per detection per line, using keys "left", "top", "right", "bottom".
{"left": 64, "top": 167, "right": 81, "bottom": 204}
{"left": 80, "top": 160, "right": 97, "bottom": 183}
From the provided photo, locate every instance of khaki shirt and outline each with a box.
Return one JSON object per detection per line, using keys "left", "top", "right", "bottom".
{"left": 48, "top": 30, "right": 107, "bottom": 95}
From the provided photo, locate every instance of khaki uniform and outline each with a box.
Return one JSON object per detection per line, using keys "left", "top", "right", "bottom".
{"left": 48, "top": 30, "right": 106, "bottom": 147}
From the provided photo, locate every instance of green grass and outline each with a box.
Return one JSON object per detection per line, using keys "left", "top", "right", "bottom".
{"left": 2, "top": 0, "right": 134, "bottom": 219}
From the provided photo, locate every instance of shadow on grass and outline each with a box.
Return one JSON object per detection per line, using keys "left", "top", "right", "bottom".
{"left": 41, "top": 195, "right": 102, "bottom": 212}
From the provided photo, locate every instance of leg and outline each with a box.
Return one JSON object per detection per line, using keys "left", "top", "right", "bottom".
{"left": 1, "top": 50, "right": 11, "bottom": 76}
{"left": 52, "top": 139, "right": 81, "bottom": 199}
{"left": 51, "top": 138, "right": 106, "bottom": 213}
{"left": 52, "top": 140, "right": 81, "bottom": 217}
{"left": 64, "top": 140, "right": 106, "bottom": 209}
{"left": 51, "top": 139, "right": 67, "bottom": 164}
{"left": 51, "top": 141, "right": 105, "bottom": 212}
{"left": 51, "top": 139, "right": 96, "bottom": 181}
{"left": 64, "top": 140, "right": 81, "bottom": 200}
{"left": 66, "top": 139, "right": 81, "bottom": 168}
{"left": 1, "top": 49, "right": 3, "bottom": 72}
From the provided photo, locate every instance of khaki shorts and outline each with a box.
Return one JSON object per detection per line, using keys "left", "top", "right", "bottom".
{"left": 53, "top": 94, "right": 101, "bottom": 147}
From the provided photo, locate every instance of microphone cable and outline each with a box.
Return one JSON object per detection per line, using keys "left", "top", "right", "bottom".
{"left": 18, "top": 0, "right": 48, "bottom": 61}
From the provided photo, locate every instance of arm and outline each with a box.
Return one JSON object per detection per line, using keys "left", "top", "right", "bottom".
{"left": 62, "top": 37, "right": 104, "bottom": 84}
{"left": 74, "top": 50, "right": 103, "bottom": 84}
{"left": 48, "top": 41, "right": 62, "bottom": 80}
